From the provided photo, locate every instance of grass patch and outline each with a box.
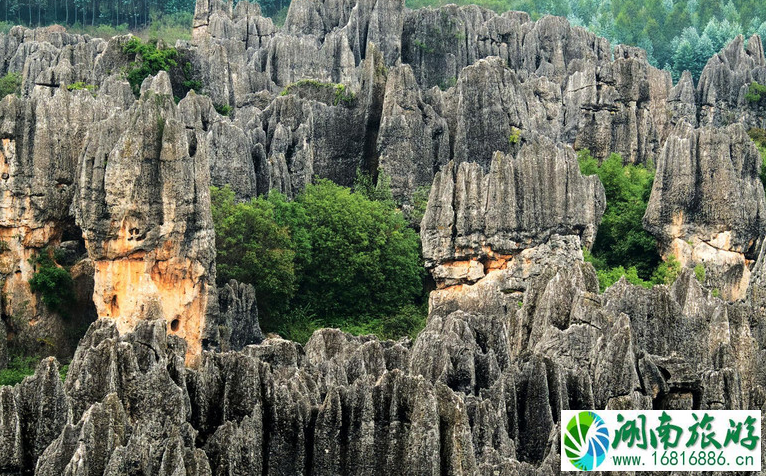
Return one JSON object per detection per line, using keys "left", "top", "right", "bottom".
{"left": 280, "top": 79, "right": 355, "bottom": 106}
{"left": 66, "top": 81, "right": 98, "bottom": 96}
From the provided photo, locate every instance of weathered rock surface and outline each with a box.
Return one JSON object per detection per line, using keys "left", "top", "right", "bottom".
{"left": 421, "top": 135, "right": 605, "bottom": 287}
{"left": 644, "top": 121, "right": 766, "bottom": 300}
{"left": 0, "top": 0, "right": 762, "bottom": 474}
{"left": 0, "top": 254, "right": 760, "bottom": 475}
{"left": 73, "top": 72, "right": 217, "bottom": 366}
{"left": 217, "top": 279, "right": 263, "bottom": 351}
{"left": 698, "top": 34, "right": 766, "bottom": 129}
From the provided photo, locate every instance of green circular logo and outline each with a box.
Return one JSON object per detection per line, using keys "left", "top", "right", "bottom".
{"left": 564, "top": 411, "right": 610, "bottom": 470}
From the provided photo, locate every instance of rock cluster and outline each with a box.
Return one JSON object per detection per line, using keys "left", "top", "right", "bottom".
{"left": 1, "top": 255, "right": 762, "bottom": 475}
{"left": 0, "top": 0, "right": 761, "bottom": 473}
{"left": 421, "top": 135, "right": 605, "bottom": 287}
{"left": 644, "top": 122, "right": 766, "bottom": 300}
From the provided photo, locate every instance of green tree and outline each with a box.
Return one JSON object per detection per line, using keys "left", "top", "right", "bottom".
{"left": 584, "top": 152, "right": 659, "bottom": 277}
{"left": 28, "top": 250, "right": 74, "bottom": 315}
{"left": 286, "top": 179, "right": 423, "bottom": 321}
{"left": 211, "top": 180, "right": 425, "bottom": 341}
{"left": 211, "top": 186, "right": 296, "bottom": 320}
{"left": 579, "top": 150, "right": 661, "bottom": 283}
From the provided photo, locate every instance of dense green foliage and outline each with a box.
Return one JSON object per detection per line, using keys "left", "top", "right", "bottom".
{"left": 584, "top": 248, "right": 682, "bottom": 291}
{"left": 749, "top": 128, "right": 766, "bottom": 190}
{"left": 0, "top": 354, "right": 38, "bottom": 386}
{"left": 123, "top": 37, "right": 178, "bottom": 96}
{"left": 212, "top": 186, "right": 297, "bottom": 318}
{"left": 747, "top": 82, "right": 766, "bottom": 104}
{"left": 405, "top": 0, "right": 765, "bottom": 82}
{"left": 212, "top": 181, "right": 426, "bottom": 343}
{"left": 579, "top": 151, "right": 659, "bottom": 278}
{"left": 0, "top": 71, "right": 20, "bottom": 98}
{"left": 578, "top": 150, "right": 688, "bottom": 291}
{"left": 0, "top": 0, "right": 193, "bottom": 30}
{"left": 28, "top": 250, "right": 74, "bottom": 315}
{"left": 0, "top": 355, "right": 67, "bottom": 386}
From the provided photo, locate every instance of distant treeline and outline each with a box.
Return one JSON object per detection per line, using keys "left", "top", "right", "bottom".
{"left": 0, "top": 0, "right": 295, "bottom": 30}
{"left": 0, "top": 0, "right": 194, "bottom": 30}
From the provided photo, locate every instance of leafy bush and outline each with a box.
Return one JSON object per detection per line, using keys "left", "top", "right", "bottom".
{"left": 122, "top": 37, "right": 178, "bottom": 96}
{"left": 508, "top": 126, "right": 521, "bottom": 144}
{"left": 0, "top": 355, "right": 68, "bottom": 386}
{"left": 332, "top": 84, "right": 355, "bottom": 106}
{"left": 746, "top": 82, "right": 766, "bottom": 104}
{"left": 212, "top": 180, "right": 425, "bottom": 340}
{"left": 28, "top": 250, "right": 75, "bottom": 315}
{"left": 0, "top": 355, "right": 38, "bottom": 386}
{"left": 66, "top": 81, "right": 98, "bottom": 95}
{"left": 181, "top": 61, "right": 202, "bottom": 92}
{"left": 584, "top": 248, "right": 682, "bottom": 292}
{"left": 0, "top": 72, "right": 21, "bottom": 98}
{"left": 584, "top": 248, "right": 651, "bottom": 290}
{"left": 214, "top": 104, "right": 232, "bottom": 116}
{"left": 578, "top": 150, "right": 660, "bottom": 280}
{"left": 59, "top": 364, "right": 69, "bottom": 382}
{"left": 650, "top": 254, "right": 681, "bottom": 285}
{"left": 694, "top": 263, "right": 706, "bottom": 283}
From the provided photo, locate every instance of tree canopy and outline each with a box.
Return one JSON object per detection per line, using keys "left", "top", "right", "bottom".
{"left": 212, "top": 180, "right": 426, "bottom": 343}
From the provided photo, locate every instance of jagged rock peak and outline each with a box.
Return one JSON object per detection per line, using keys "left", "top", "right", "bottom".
{"left": 644, "top": 121, "right": 766, "bottom": 301}
{"left": 697, "top": 34, "right": 766, "bottom": 128}
{"left": 73, "top": 72, "right": 217, "bottom": 366}
{"left": 421, "top": 134, "right": 605, "bottom": 286}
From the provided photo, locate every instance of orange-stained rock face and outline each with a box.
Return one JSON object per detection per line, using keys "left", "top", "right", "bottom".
{"left": 432, "top": 251, "right": 515, "bottom": 289}
{"left": 90, "top": 224, "right": 208, "bottom": 366}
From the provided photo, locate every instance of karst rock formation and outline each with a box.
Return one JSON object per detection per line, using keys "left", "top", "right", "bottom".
{"left": 0, "top": 0, "right": 762, "bottom": 473}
